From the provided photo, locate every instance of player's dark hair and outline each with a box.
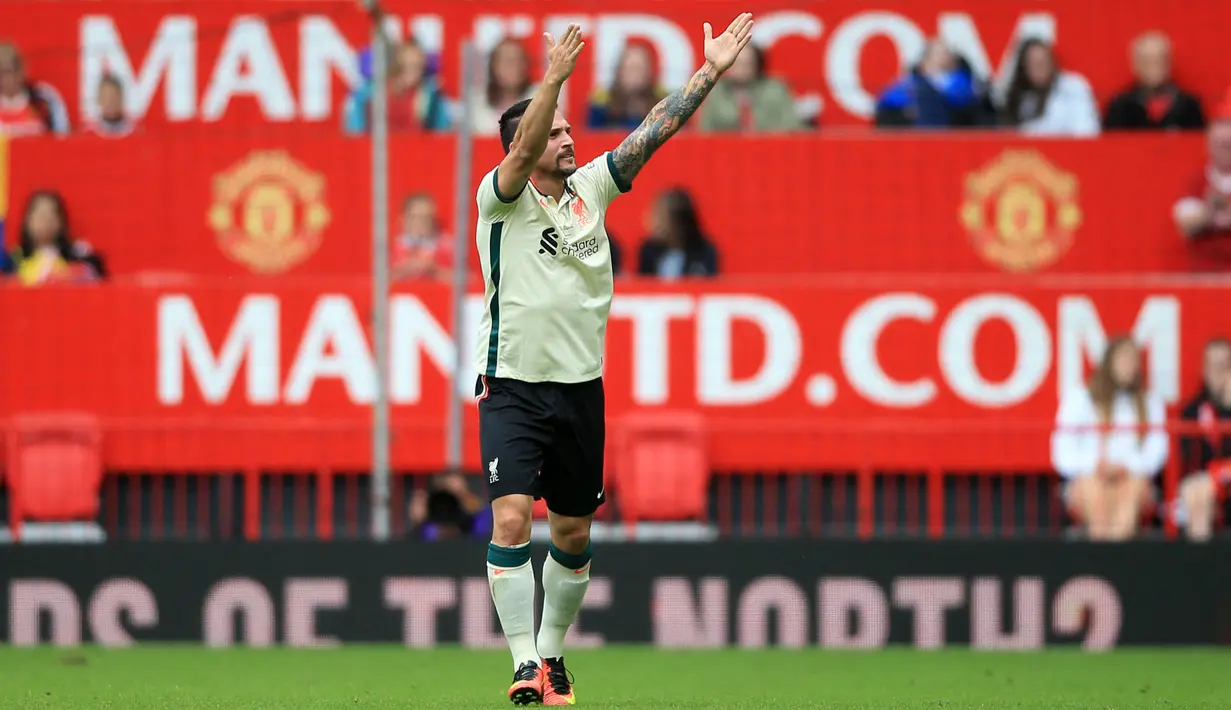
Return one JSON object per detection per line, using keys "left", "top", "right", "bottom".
{"left": 498, "top": 98, "right": 533, "bottom": 154}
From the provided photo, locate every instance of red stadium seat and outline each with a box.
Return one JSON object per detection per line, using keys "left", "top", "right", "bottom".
{"left": 610, "top": 411, "right": 709, "bottom": 523}
{"left": 6, "top": 413, "right": 104, "bottom": 539}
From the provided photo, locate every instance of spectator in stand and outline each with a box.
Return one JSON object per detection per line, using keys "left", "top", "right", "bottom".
{"left": 0, "top": 41, "right": 69, "bottom": 137}
{"left": 1104, "top": 32, "right": 1205, "bottom": 131}
{"left": 1001, "top": 38, "right": 1100, "bottom": 137}
{"left": 343, "top": 39, "right": 450, "bottom": 134}
{"left": 637, "top": 188, "right": 719, "bottom": 279}
{"left": 81, "top": 73, "right": 138, "bottom": 138}
{"left": 699, "top": 45, "right": 802, "bottom": 133}
{"left": 875, "top": 40, "right": 995, "bottom": 129}
{"left": 588, "top": 42, "right": 667, "bottom": 129}
{"left": 1176, "top": 338, "right": 1231, "bottom": 541}
{"left": 467, "top": 39, "right": 536, "bottom": 137}
{"left": 1172, "top": 101, "right": 1231, "bottom": 269}
{"left": 408, "top": 469, "right": 492, "bottom": 541}
{"left": 391, "top": 193, "right": 453, "bottom": 281}
{"left": 1051, "top": 336, "right": 1168, "bottom": 541}
{"left": 608, "top": 234, "right": 625, "bottom": 277}
{"left": 3, "top": 190, "right": 105, "bottom": 285}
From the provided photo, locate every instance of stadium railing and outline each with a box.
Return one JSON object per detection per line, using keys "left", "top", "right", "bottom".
{"left": 1, "top": 417, "right": 1222, "bottom": 542}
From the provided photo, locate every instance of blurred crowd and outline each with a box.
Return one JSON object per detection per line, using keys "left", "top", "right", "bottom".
{"left": 391, "top": 186, "right": 718, "bottom": 282}
{"left": 1, "top": 27, "right": 1230, "bottom": 541}
{"left": 1051, "top": 336, "right": 1231, "bottom": 543}
{"left": 3, "top": 30, "right": 1230, "bottom": 286}
{"left": 0, "top": 28, "right": 1224, "bottom": 144}
{"left": 330, "top": 31, "right": 1214, "bottom": 138}
{"left": 874, "top": 32, "right": 1207, "bottom": 134}
{"left": 338, "top": 37, "right": 808, "bottom": 137}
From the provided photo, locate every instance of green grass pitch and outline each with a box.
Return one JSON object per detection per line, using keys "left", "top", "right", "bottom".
{"left": 1, "top": 646, "right": 1228, "bottom": 709}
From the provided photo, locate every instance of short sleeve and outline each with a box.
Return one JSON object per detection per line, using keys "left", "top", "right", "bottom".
{"left": 477, "top": 167, "right": 523, "bottom": 222}
{"left": 570, "top": 152, "right": 632, "bottom": 208}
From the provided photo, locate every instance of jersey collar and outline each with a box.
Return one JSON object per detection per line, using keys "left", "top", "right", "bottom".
{"left": 529, "top": 177, "right": 576, "bottom": 202}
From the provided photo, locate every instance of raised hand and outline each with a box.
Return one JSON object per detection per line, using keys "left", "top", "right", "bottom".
{"left": 704, "top": 13, "right": 754, "bottom": 74}
{"left": 544, "top": 24, "right": 585, "bottom": 85}
{"left": 607, "top": 13, "right": 754, "bottom": 186}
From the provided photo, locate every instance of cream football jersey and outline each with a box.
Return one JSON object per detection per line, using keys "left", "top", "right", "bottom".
{"left": 473, "top": 152, "right": 631, "bottom": 383}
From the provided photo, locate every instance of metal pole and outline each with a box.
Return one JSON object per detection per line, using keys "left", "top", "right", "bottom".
{"left": 447, "top": 40, "right": 476, "bottom": 471}
{"left": 370, "top": 21, "right": 391, "bottom": 541}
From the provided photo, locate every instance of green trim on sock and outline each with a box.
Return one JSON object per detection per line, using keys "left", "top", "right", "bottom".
{"left": 548, "top": 542, "right": 591, "bottom": 570}
{"left": 487, "top": 542, "right": 531, "bottom": 568}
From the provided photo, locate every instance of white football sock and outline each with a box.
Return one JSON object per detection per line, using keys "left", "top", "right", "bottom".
{"left": 487, "top": 542, "right": 539, "bottom": 669}
{"left": 536, "top": 544, "right": 591, "bottom": 660}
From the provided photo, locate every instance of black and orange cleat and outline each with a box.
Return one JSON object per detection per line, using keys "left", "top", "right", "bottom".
{"left": 541, "top": 657, "right": 576, "bottom": 706}
{"left": 508, "top": 660, "right": 544, "bottom": 706}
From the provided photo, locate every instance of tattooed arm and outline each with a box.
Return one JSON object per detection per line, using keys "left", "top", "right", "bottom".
{"left": 609, "top": 13, "right": 754, "bottom": 185}
{"left": 610, "top": 63, "right": 721, "bottom": 184}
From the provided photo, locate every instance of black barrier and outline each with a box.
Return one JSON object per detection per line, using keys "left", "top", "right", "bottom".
{"left": 1, "top": 542, "right": 1229, "bottom": 648}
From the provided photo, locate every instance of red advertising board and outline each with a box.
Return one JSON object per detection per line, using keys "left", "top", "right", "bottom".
{"left": 0, "top": 278, "right": 1221, "bottom": 473}
{"left": 6, "top": 132, "right": 1222, "bottom": 278}
{"left": 6, "top": 0, "right": 1231, "bottom": 128}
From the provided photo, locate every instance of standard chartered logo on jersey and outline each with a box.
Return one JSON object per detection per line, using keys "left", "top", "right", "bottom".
{"left": 561, "top": 236, "right": 599, "bottom": 260}
{"left": 538, "top": 227, "right": 599, "bottom": 261}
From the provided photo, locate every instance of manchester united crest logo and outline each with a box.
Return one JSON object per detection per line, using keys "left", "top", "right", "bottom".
{"left": 208, "top": 151, "right": 331, "bottom": 274}
{"left": 959, "top": 149, "right": 1082, "bottom": 273}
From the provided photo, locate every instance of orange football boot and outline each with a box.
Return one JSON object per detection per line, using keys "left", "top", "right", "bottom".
{"left": 541, "top": 657, "right": 576, "bottom": 706}
{"left": 508, "top": 660, "right": 544, "bottom": 706}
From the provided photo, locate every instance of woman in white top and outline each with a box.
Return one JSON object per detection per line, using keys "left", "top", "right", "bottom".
{"left": 1051, "top": 336, "right": 1168, "bottom": 541}
{"left": 1001, "top": 38, "right": 1100, "bottom": 138}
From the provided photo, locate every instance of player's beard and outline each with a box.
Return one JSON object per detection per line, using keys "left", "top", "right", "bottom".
{"left": 554, "top": 153, "right": 578, "bottom": 178}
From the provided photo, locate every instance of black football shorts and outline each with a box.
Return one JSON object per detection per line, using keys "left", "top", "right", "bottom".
{"left": 475, "top": 375, "right": 606, "bottom": 517}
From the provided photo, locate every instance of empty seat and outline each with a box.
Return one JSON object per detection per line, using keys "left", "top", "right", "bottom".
{"left": 6, "top": 413, "right": 104, "bottom": 538}
{"left": 610, "top": 411, "right": 709, "bottom": 523}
